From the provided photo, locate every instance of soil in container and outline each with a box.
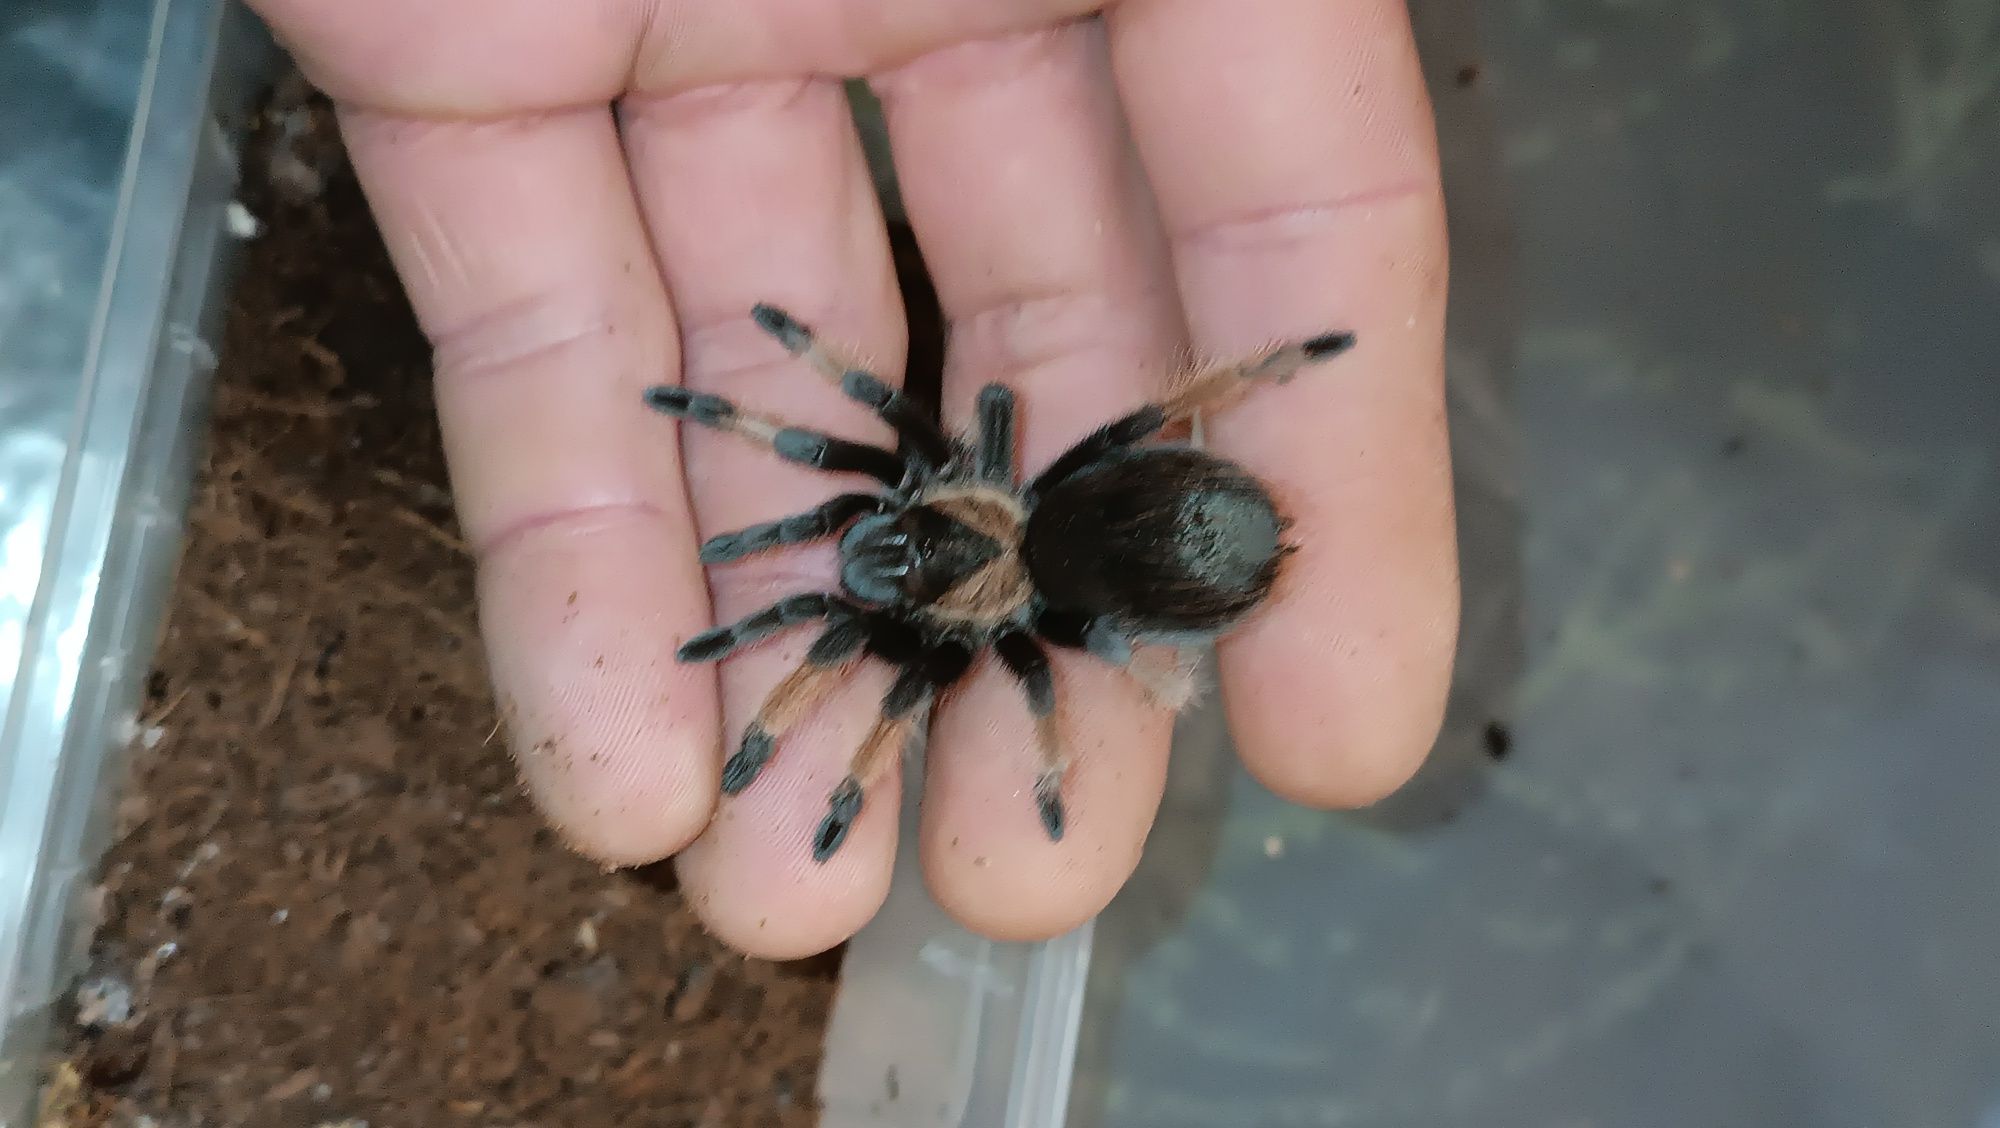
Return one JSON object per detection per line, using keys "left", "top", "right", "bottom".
{"left": 40, "top": 73, "right": 944, "bottom": 1128}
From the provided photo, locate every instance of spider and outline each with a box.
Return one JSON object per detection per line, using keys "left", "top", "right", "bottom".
{"left": 643, "top": 304, "right": 1355, "bottom": 863}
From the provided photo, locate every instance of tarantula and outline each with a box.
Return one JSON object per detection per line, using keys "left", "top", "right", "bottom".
{"left": 644, "top": 304, "right": 1355, "bottom": 862}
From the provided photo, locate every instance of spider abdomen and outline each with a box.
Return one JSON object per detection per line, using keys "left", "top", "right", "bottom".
{"left": 1022, "top": 446, "right": 1289, "bottom": 636}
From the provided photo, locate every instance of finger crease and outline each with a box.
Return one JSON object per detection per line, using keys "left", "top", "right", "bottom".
{"left": 943, "top": 288, "right": 1167, "bottom": 397}
{"left": 472, "top": 499, "right": 668, "bottom": 562}
{"left": 620, "top": 77, "right": 820, "bottom": 127}
{"left": 875, "top": 24, "right": 1078, "bottom": 94}
{"left": 339, "top": 102, "right": 614, "bottom": 135}
{"left": 1169, "top": 180, "right": 1441, "bottom": 253}
{"left": 678, "top": 306, "right": 898, "bottom": 391}
{"left": 430, "top": 293, "right": 634, "bottom": 388}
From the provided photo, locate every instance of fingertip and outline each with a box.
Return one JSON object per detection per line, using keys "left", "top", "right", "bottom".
{"left": 522, "top": 733, "right": 717, "bottom": 868}
{"left": 682, "top": 881, "right": 886, "bottom": 962}
{"left": 673, "top": 656, "right": 904, "bottom": 961}
{"left": 919, "top": 656, "right": 1165, "bottom": 944}
{"left": 675, "top": 789, "right": 897, "bottom": 960}
{"left": 921, "top": 831, "right": 1135, "bottom": 944}
{"left": 488, "top": 676, "right": 724, "bottom": 874}
{"left": 473, "top": 506, "right": 725, "bottom": 866}
{"left": 1231, "top": 703, "right": 1439, "bottom": 811}
{"left": 1220, "top": 599, "right": 1457, "bottom": 811}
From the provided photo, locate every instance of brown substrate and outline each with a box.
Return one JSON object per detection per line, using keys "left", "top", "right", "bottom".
{"left": 36, "top": 75, "right": 933, "bottom": 1128}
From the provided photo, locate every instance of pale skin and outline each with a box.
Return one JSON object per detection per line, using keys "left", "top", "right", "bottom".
{"left": 246, "top": 0, "right": 1460, "bottom": 959}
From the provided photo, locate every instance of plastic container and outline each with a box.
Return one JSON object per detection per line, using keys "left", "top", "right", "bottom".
{"left": 15, "top": 0, "right": 1995, "bottom": 1126}
{"left": 0, "top": 2, "right": 276, "bottom": 1123}
{"left": 0, "top": 13, "right": 1094, "bottom": 1128}
{"left": 815, "top": 728, "right": 1093, "bottom": 1128}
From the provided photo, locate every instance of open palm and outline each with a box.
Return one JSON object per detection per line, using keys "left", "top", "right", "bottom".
{"left": 247, "top": 0, "right": 1459, "bottom": 958}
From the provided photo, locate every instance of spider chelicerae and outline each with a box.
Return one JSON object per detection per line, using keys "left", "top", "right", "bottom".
{"left": 644, "top": 304, "right": 1355, "bottom": 863}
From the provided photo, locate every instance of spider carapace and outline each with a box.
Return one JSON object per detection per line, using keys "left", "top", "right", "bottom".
{"left": 645, "top": 304, "right": 1355, "bottom": 862}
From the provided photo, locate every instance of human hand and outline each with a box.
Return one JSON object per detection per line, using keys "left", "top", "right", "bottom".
{"left": 244, "top": 0, "right": 1459, "bottom": 958}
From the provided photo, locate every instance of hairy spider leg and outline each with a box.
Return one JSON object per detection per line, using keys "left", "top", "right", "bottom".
{"left": 994, "top": 631, "right": 1067, "bottom": 841}
{"left": 811, "top": 666, "right": 928, "bottom": 862}
{"left": 1025, "top": 329, "right": 1356, "bottom": 500}
{"left": 695, "top": 492, "right": 891, "bottom": 565}
{"left": 1034, "top": 608, "right": 1128, "bottom": 662}
{"left": 751, "top": 303, "right": 954, "bottom": 470}
{"left": 812, "top": 640, "right": 974, "bottom": 862}
{"left": 643, "top": 385, "right": 906, "bottom": 487}
{"left": 677, "top": 592, "right": 846, "bottom": 664}
{"left": 1025, "top": 406, "right": 1167, "bottom": 501}
{"left": 719, "top": 612, "right": 872, "bottom": 794}
{"left": 1158, "top": 330, "right": 1356, "bottom": 424}
{"left": 973, "top": 383, "right": 1017, "bottom": 485}
{"left": 1033, "top": 609, "right": 1201, "bottom": 711}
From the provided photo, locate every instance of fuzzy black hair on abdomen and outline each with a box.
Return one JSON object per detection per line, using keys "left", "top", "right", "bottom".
{"left": 1023, "top": 446, "right": 1287, "bottom": 635}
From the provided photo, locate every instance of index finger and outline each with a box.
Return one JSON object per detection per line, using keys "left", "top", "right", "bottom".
{"left": 335, "top": 107, "right": 721, "bottom": 862}
{"left": 1105, "top": 0, "right": 1460, "bottom": 804}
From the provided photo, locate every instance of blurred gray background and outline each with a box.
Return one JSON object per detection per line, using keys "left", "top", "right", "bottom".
{"left": 1068, "top": 0, "right": 2000, "bottom": 1125}
{"left": 4, "top": 0, "right": 1997, "bottom": 1126}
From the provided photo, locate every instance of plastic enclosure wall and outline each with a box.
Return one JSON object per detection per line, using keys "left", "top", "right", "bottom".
{"left": 0, "top": 2, "right": 273, "bottom": 1124}
{"left": 0, "top": 27, "right": 1093, "bottom": 1128}
{"left": 819, "top": 81, "right": 1096, "bottom": 1128}
{"left": 816, "top": 737, "right": 1094, "bottom": 1128}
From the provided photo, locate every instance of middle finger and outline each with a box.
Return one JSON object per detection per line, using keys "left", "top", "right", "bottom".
{"left": 875, "top": 18, "right": 1186, "bottom": 940}
{"left": 622, "top": 78, "right": 911, "bottom": 959}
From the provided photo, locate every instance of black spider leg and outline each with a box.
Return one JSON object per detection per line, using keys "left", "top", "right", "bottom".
{"left": 1026, "top": 405, "right": 1167, "bottom": 502}
{"left": 994, "top": 631, "right": 1067, "bottom": 841}
{"left": 1024, "top": 328, "right": 1357, "bottom": 501}
{"left": 643, "top": 386, "right": 906, "bottom": 487}
{"left": 677, "top": 592, "right": 847, "bottom": 664}
{"left": 751, "top": 302, "right": 953, "bottom": 473}
{"left": 696, "top": 492, "right": 891, "bottom": 565}
{"left": 973, "top": 383, "right": 1017, "bottom": 485}
{"left": 812, "top": 635, "right": 975, "bottom": 863}
{"left": 659, "top": 305, "right": 955, "bottom": 565}
{"left": 1035, "top": 608, "right": 1132, "bottom": 665}
{"left": 717, "top": 611, "right": 872, "bottom": 794}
